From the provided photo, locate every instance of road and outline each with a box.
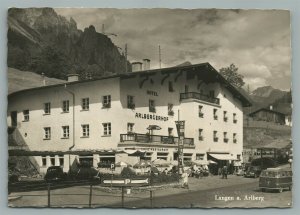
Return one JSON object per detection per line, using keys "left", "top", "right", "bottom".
{"left": 119, "top": 181, "right": 292, "bottom": 208}
{"left": 9, "top": 176, "right": 292, "bottom": 208}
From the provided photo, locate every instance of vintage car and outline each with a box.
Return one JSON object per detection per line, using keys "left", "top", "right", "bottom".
{"left": 44, "top": 166, "right": 67, "bottom": 182}
{"left": 259, "top": 167, "right": 292, "bottom": 192}
{"left": 244, "top": 165, "right": 262, "bottom": 178}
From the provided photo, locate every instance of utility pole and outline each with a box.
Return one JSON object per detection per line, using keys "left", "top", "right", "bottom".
{"left": 159, "top": 45, "right": 162, "bottom": 69}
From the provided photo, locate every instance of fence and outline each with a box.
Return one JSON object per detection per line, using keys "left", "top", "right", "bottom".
{"left": 9, "top": 180, "right": 157, "bottom": 208}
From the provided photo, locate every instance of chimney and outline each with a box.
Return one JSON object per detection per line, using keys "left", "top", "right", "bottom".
{"left": 270, "top": 105, "right": 273, "bottom": 110}
{"left": 131, "top": 62, "right": 143, "bottom": 72}
{"left": 143, "top": 59, "right": 150, "bottom": 70}
{"left": 67, "top": 74, "right": 79, "bottom": 82}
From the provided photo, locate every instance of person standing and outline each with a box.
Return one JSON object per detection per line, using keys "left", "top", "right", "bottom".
{"left": 222, "top": 165, "right": 228, "bottom": 179}
{"left": 182, "top": 171, "right": 189, "bottom": 189}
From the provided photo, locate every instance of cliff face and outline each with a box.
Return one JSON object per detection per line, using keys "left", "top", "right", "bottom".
{"left": 7, "top": 8, "right": 131, "bottom": 80}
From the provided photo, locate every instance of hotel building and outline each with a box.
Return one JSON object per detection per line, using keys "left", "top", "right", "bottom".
{"left": 7, "top": 62, "right": 251, "bottom": 173}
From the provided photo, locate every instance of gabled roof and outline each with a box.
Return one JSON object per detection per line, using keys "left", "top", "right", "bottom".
{"left": 8, "top": 62, "right": 252, "bottom": 107}
{"left": 248, "top": 108, "right": 286, "bottom": 116}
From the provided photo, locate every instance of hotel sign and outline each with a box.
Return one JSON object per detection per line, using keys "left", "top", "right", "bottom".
{"left": 135, "top": 112, "right": 169, "bottom": 121}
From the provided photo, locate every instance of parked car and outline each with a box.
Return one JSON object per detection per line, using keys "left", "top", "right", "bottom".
{"left": 244, "top": 166, "right": 262, "bottom": 178}
{"left": 259, "top": 167, "right": 292, "bottom": 192}
{"left": 44, "top": 166, "right": 67, "bottom": 182}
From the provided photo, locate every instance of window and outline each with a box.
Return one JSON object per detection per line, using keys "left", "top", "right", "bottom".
{"left": 127, "top": 95, "right": 135, "bottom": 109}
{"left": 209, "top": 90, "right": 215, "bottom": 98}
{"left": 168, "top": 103, "right": 174, "bottom": 116}
{"left": 44, "top": 102, "right": 51, "bottom": 114}
{"left": 198, "top": 129, "right": 203, "bottom": 141}
{"left": 157, "top": 152, "right": 168, "bottom": 160}
{"left": 81, "top": 98, "right": 89, "bottom": 110}
{"left": 198, "top": 105, "right": 204, "bottom": 118}
{"left": 233, "top": 133, "right": 237, "bottom": 143}
{"left": 103, "top": 123, "right": 111, "bottom": 136}
{"left": 23, "top": 110, "right": 29, "bottom": 121}
{"left": 59, "top": 155, "right": 64, "bottom": 167}
{"left": 168, "top": 127, "right": 173, "bottom": 136}
{"left": 62, "top": 100, "right": 69, "bottom": 112}
{"left": 224, "top": 132, "right": 229, "bottom": 143}
{"left": 183, "top": 153, "right": 192, "bottom": 161}
{"left": 213, "top": 131, "right": 218, "bottom": 142}
{"left": 62, "top": 126, "right": 70, "bottom": 138}
{"left": 82, "top": 124, "right": 89, "bottom": 137}
{"left": 169, "top": 81, "right": 174, "bottom": 92}
{"left": 233, "top": 113, "right": 237, "bottom": 123}
{"left": 237, "top": 154, "right": 241, "bottom": 161}
{"left": 127, "top": 123, "right": 134, "bottom": 133}
{"left": 50, "top": 156, "right": 55, "bottom": 166}
{"left": 196, "top": 154, "right": 205, "bottom": 160}
{"left": 149, "top": 100, "right": 156, "bottom": 113}
{"left": 103, "top": 95, "right": 111, "bottom": 108}
{"left": 223, "top": 111, "right": 228, "bottom": 122}
{"left": 42, "top": 156, "right": 47, "bottom": 166}
{"left": 213, "top": 109, "right": 218, "bottom": 120}
{"left": 44, "top": 127, "right": 51, "bottom": 140}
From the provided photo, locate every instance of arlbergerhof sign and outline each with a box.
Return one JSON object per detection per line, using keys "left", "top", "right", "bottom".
{"left": 135, "top": 112, "right": 169, "bottom": 121}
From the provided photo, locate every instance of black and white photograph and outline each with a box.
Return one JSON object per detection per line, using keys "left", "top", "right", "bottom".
{"left": 7, "top": 8, "right": 292, "bottom": 208}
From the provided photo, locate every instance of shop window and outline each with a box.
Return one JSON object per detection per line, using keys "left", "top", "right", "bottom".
{"left": 42, "top": 156, "right": 47, "bottom": 166}
{"left": 59, "top": 155, "right": 64, "bottom": 167}
{"left": 50, "top": 156, "right": 55, "bottom": 166}
{"left": 157, "top": 152, "right": 168, "bottom": 160}
{"left": 196, "top": 154, "right": 205, "bottom": 160}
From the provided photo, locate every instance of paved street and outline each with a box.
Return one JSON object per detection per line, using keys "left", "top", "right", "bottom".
{"left": 9, "top": 174, "right": 292, "bottom": 208}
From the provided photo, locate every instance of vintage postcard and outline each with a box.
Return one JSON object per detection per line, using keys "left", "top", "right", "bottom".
{"left": 7, "top": 8, "right": 292, "bottom": 208}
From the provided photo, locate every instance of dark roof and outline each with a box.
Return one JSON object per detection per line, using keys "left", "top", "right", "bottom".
{"left": 248, "top": 108, "right": 286, "bottom": 116}
{"left": 8, "top": 62, "right": 252, "bottom": 107}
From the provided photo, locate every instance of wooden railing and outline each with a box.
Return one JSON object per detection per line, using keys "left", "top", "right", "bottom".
{"left": 120, "top": 133, "right": 194, "bottom": 146}
{"left": 180, "top": 92, "right": 220, "bottom": 105}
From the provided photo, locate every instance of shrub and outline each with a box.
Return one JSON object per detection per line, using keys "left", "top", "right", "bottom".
{"left": 120, "top": 167, "right": 136, "bottom": 178}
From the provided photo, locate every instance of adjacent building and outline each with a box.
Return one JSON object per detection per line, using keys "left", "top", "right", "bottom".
{"left": 7, "top": 62, "right": 251, "bottom": 173}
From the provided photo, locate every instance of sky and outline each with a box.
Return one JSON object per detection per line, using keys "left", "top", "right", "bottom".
{"left": 55, "top": 8, "right": 291, "bottom": 91}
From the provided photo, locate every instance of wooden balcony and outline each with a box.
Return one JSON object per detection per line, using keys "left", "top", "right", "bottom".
{"left": 180, "top": 92, "right": 220, "bottom": 105}
{"left": 120, "top": 133, "right": 194, "bottom": 147}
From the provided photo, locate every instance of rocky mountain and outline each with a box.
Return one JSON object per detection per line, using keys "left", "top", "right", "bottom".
{"left": 7, "top": 8, "right": 131, "bottom": 80}
{"left": 244, "top": 86, "right": 292, "bottom": 115}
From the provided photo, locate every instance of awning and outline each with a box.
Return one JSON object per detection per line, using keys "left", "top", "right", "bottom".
{"left": 209, "top": 153, "right": 235, "bottom": 160}
{"left": 124, "top": 149, "right": 146, "bottom": 156}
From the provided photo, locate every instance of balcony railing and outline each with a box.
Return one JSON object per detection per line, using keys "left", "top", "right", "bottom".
{"left": 180, "top": 92, "right": 220, "bottom": 105}
{"left": 120, "top": 133, "right": 194, "bottom": 146}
